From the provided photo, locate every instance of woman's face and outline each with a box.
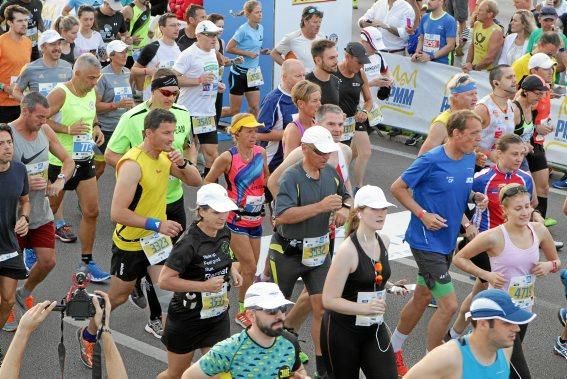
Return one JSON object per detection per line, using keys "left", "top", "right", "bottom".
{"left": 502, "top": 193, "right": 532, "bottom": 225}
{"left": 200, "top": 207, "right": 229, "bottom": 231}
{"left": 247, "top": 5, "right": 262, "bottom": 24}
{"left": 497, "top": 143, "right": 525, "bottom": 172}
{"left": 511, "top": 13, "right": 523, "bottom": 34}
{"left": 299, "top": 91, "right": 321, "bottom": 117}
{"left": 79, "top": 11, "right": 95, "bottom": 30}
{"left": 63, "top": 25, "right": 79, "bottom": 42}
{"left": 214, "top": 19, "right": 224, "bottom": 35}
{"left": 359, "top": 207, "right": 388, "bottom": 231}
{"left": 235, "top": 126, "right": 257, "bottom": 148}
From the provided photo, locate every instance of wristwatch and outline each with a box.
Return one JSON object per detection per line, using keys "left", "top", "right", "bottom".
{"left": 177, "top": 159, "right": 189, "bottom": 169}
{"left": 57, "top": 173, "right": 67, "bottom": 183}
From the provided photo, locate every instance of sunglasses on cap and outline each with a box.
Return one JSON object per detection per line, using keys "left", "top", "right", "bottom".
{"left": 253, "top": 305, "right": 290, "bottom": 315}
{"left": 159, "top": 89, "right": 179, "bottom": 97}
{"left": 201, "top": 32, "right": 218, "bottom": 38}
{"left": 304, "top": 6, "right": 319, "bottom": 15}
{"left": 501, "top": 185, "right": 529, "bottom": 201}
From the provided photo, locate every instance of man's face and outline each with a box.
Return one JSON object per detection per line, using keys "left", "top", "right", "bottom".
{"left": 251, "top": 308, "right": 286, "bottom": 337}
{"left": 486, "top": 319, "right": 520, "bottom": 349}
{"left": 302, "top": 143, "right": 330, "bottom": 169}
{"left": 539, "top": 16, "right": 557, "bottom": 32}
{"left": 76, "top": 67, "right": 102, "bottom": 91}
{"left": 42, "top": 40, "right": 62, "bottom": 61}
{"left": 427, "top": 0, "right": 443, "bottom": 11}
{"left": 0, "top": 130, "right": 14, "bottom": 164}
{"left": 196, "top": 32, "right": 218, "bottom": 51}
{"left": 146, "top": 121, "right": 176, "bottom": 152}
{"left": 320, "top": 112, "right": 344, "bottom": 143}
{"left": 282, "top": 63, "right": 306, "bottom": 89}
{"left": 190, "top": 9, "right": 207, "bottom": 26}
{"left": 538, "top": 42, "right": 559, "bottom": 58}
{"left": 453, "top": 89, "right": 478, "bottom": 110}
{"left": 110, "top": 49, "right": 128, "bottom": 66}
{"left": 317, "top": 47, "right": 338, "bottom": 73}
{"left": 476, "top": 3, "right": 493, "bottom": 22}
{"left": 161, "top": 17, "right": 180, "bottom": 40}
{"left": 495, "top": 67, "right": 517, "bottom": 95}
{"left": 152, "top": 86, "right": 179, "bottom": 109}
{"left": 24, "top": 105, "right": 49, "bottom": 131}
{"left": 513, "top": 0, "right": 531, "bottom": 10}
{"left": 452, "top": 118, "right": 482, "bottom": 153}
{"left": 9, "top": 12, "right": 29, "bottom": 36}
{"left": 303, "top": 15, "right": 322, "bottom": 35}
{"left": 532, "top": 66, "right": 554, "bottom": 83}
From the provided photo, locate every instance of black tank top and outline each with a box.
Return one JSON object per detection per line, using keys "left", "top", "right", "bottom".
{"left": 335, "top": 69, "right": 364, "bottom": 117}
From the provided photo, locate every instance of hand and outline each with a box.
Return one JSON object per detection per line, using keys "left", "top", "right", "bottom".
{"left": 202, "top": 276, "right": 225, "bottom": 292}
{"left": 462, "top": 62, "right": 473, "bottom": 73}
{"left": 123, "top": 36, "right": 133, "bottom": 45}
{"left": 260, "top": 48, "right": 271, "bottom": 55}
{"left": 535, "top": 120, "right": 554, "bottom": 136}
{"left": 373, "top": 20, "right": 387, "bottom": 29}
{"left": 464, "top": 224, "right": 479, "bottom": 240}
{"left": 67, "top": 119, "right": 90, "bottom": 135}
{"left": 218, "top": 82, "right": 226, "bottom": 93}
{"left": 158, "top": 220, "right": 183, "bottom": 237}
{"left": 361, "top": 298, "right": 386, "bottom": 316}
{"left": 531, "top": 261, "right": 553, "bottom": 276}
{"left": 421, "top": 212, "right": 448, "bottom": 231}
{"left": 132, "top": 35, "right": 141, "bottom": 44}
{"left": 405, "top": 26, "right": 414, "bottom": 35}
{"left": 414, "top": 52, "right": 431, "bottom": 63}
{"left": 354, "top": 111, "right": 368, "bottom": 123}
{"left": 524, "top": 142, "right": 534, "bottom": 155}
{"left": 485, "top": 271, "right": 506, "bottom": 288}
{"left": 233, "top": 56, "right": 244, "bottom": 65}
{"left": 248, "top": 51, "right": 258, "bottom": 59}
{"left": 319, "top": 194, "right": 343, "bottom": 212}
{"left": 28, "top": 175, "right": 48, "bottom": 191}
{"left": 116, "top": 98, "right": 135, "bottom": 109}
{"left": 475, "top": 151, "right": 487, "bottom": 167}
{"left": 199, "top": 72, "right": 215, "bottom": 85}
{"left": 92, "top": 290, "right": 111, "bottom": 330}
{"left": 168, "top": 150, "right": 184, "bottom": 166}
{"left": 334, "top": 207, "right": 349, "bottom": 227}
{"left": 389, "top": 279, "right": 409, "bottom": 296}
{"left": 473, "top": 192, "right": 489, "bottom": 211}
{"left": 18, "top": 300, "right": 57, "bottom": 334}
{"left": 93, "top": 127, "right": 104, "bottom": 147}
{"left": 47, "top": 178, "right": 65, "bottom": 197}
{"left": 230, "top": 266, "right": 243, "bottom": 287}
{"left": 15, "top": 216, "right": 29, "bottom": 237}
{"left": 372, "top": 77, "right": 393, "bottom": 87}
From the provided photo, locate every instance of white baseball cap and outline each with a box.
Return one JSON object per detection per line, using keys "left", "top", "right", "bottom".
{"left": 196, "top": 183, "right": 238, "bottom": 213}
{"left": 106, "top": 0, "right": 123, "bottom": 11}
{"left": 39, "top": 30, "right": 64, "bottom": 47}
{"left": 361, "top": 27, "right": 386, "bottom": 51}
{"left": 528, "top": 52, "right": 556, "bottom": 70}
{"left": 354, "top": 185, "right": 396, "bottom": 209}
{"left": 106, "top": 40, "right": 129, "bottom": 56}
{"left": 244, "top": 282, "right": 294, "bottom": 310}
{"left": 196, "top": 20, "right": 223, "bottom": 35}
{"left": 301, "top": 125, "right": 339, "bottom": 153}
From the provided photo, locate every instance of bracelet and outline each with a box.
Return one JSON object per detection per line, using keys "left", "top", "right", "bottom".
{"left": 417, "top": 209, "right": 427, "bottom": 220}
{"left": 144, "top": 218, "right": 161, "bottom": 232}
{"left": 177, "top": 159, "right": 189, "bottom": 169}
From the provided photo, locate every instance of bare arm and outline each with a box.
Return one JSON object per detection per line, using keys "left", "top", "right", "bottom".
{"left": 46, "top": 88, "right": 68, "bottom": 134}
{"left": 44, "top": 124, "right": 74, "bottom": 179}
{"left": 173, "top": 69, "right": 205, "bottom": 87}
{"left": 204, "top": 151, "right": 231, "bottom": 184}
{"left": 283, "top": 123, "right": 301, "bottom": 158}
{"left": 158, "top": 265, "right": 207, "bottom": 292}
{"left": 474, "top": 30, "right": 504, "bottom": 70}
{"left": 271, "top": 48, "right": 285, "bottom": 65}
{"left": 182, "top": 363, "right": 212, "bottom": 379}
{"left": 104, "top": 149, "right": 123, "bottom": 168}
{"left": 11, "top": 85, "right": 24, "bottom": 102}
{"left": 62, "top": 5, "right": 72, "bottom": 15}
{"left": 418, "top": 122, "right": 447, "bottom": 155}
{"left": 100, "top": 332, "right": 127, "bottom": 379}
{"left": 256, "top": 129, "right": 284, "bottom": 142}
{"left": 404, "top": 342, "right": 461, "bottom": 378}
{"left": 170, "top": 163, "right": 202, "bottom": 187}
{"left": 226, "top": 39, "right": 256, "bottom": 58}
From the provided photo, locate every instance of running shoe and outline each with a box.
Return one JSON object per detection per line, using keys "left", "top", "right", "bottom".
{"left": 82, "top": 260, "right": 111, "bottom": 282}
{"left": 552, "top": 179, "right": 567, "bottom": 189}
{"left": 145, "top": 318, "right": 163, "bottom": 339}
{"left": 234, "top": 311, "right": 252, "bottom": 329}
{"left": 544, "top": 218, "right": 558, "bottom": 227}
{"left": 559, "top": 308, "right": 567, "bottom": 327}
{"left": 428, "top": 298, "right": 438, "bottom": 308}
{"left": 55, "top": 223, "right": 77, "bottom": 243}
{"left": 394, "top": 350, "right": 410, "bottom": 376}
{"left": 15, "top": 288, "right": 34, "bottom": 311}
{"left": 299, "top": 351, "right": 309, "bottom": 365}
{"left": 129, "top": 278, "right": 147, "bottom": 309}
{"left": 77, "top": 327, "right": 95, "bottom": 368}
{"left": 405, "top": 134, "right": 422, "bottom": 146}
{"left": 561, "top": 269, "right": 567, "bottom": 299}
{"left": 2, "top": 308, "right": 17, "bottom": 332}
{"left": 555, "top": 241, "right": 564, "bottom": 250}
{"left": 554, "top": 336, "right": 567, "bottom": 359}
{"left": 23, "top": 248, "right": 37, "bottom": 272}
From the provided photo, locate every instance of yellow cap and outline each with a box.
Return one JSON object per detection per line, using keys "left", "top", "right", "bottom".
{"left": 229, "top": 114, "right": 264, "bottom": 134}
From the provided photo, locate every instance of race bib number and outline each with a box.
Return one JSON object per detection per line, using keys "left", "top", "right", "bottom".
{"left": 192, "top": 116, "right": 216, "bottom": 134}
{"left": 368, "top": 105, "right": 383, "bottom": 127}
{"left": 202, "top": 80, "right": 219, "bottom": 97}
{"left": 423, "top": 33, "right": 441, "bottom": 54}
{"left": 159, "top": 60, "right": 175, "bottom": 69}
{"left": 26, "top": 160, "right": 49, "bottom": 180}
{"left": 508, "top": 275, "right": 535, "bottom": 309}
{"left": 27, "top": 26, "right": 38, "bottom": 46}
{"left": 355, "top": 291, "right": 385, "bottom": 326}
{"left": 241, "top": 195, "right": 264, "bottom": 222}
{"left": 200, "top": 282, "right": 229, "bottom": 319}
{"left": 72, "top": 134, "right": 94, "bottom": 160}
{"left": 302, "top": 234, "right": 329, "bottom": 267}
{"left": 38, "top": 82, "right": 62, "bottom": 97}
{"left": 341, "top": 117, "right": 355, "bottom": 142}
{"left": 140, "top": 232, "right": 173, "bottom": 265}
{"left": 246, "top": 67, "right": 264, "bottom": 87}
{"left": 113, "top": 86, "right": 133, "bottom": 104}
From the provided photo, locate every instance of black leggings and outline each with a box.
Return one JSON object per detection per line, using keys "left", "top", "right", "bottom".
{"left": 321, "top": 311, "right": 397, "bottom": 379}
{"left": 510, "top": 323, "right": 530, "bottom": 379}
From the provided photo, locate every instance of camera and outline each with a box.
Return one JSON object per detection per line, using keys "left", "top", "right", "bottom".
{"left": 52, "top": 270, "right": 104, "bottom": 321}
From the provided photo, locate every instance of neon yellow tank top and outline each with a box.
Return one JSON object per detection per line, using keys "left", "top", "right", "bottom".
{"left": 129, "top": 4, "right": 151, "bottom": 51}
{"left": 113, "top": 146, "right": 170, "bottom": 251}
{"left": 48, "top": 84, "right": 96, "bottom": 166}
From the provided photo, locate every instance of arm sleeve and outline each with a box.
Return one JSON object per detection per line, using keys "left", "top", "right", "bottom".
{"left": 16, "top": 65, "right": 30, "bottom": 90}
{"left": 400, "top": 153, "right": 430, "bottom": 189}
{"left": 274, "top": 33, "right": 292, "bottom": 55}
{"left": 136, "top": 41, "right": 159, "bottom": 67}
{"left": 172, "top": 50, "right": 191, "bottom": 75}
{"left": 198, "top": 338, "right": 235, "bottom": 376}
{"left": 231, "top": 26, "right": 244, "bottom": 44}
{"left": 275, "top": 169, "right": 299, "bottom": 216}
{"left": 164, "top": 237, "right": 193, "bottom": 273}
{"left": 395, "top": 7, "right": 415, "bottom": 41}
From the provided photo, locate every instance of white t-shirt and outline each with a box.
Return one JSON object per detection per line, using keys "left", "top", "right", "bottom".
{"left": 274, "top": 29, "right": 325, "bottom": 73}
{"left": 173, "top": 43, "right": 219, "bottom": 116}
{"left": 74, "top": 30, "right": 105, "bottom": 60}
{"left": 140, "top": 40, "right": 181, "bottom": 100}
{"left": 363, "top": 53, "right": 388, "bottom": 99}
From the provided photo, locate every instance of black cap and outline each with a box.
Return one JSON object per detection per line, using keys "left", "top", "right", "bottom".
{"left": 302, "top": 5, "right": 323, "bottom": 18}
{"left": 540, "top": 6, "right": 558, "bottom": 17}
{"left": 345, "top": 42, "right": 371, "bottom": 64}
{"left": 520, "top": 75, "right": 549, "bottom": 91}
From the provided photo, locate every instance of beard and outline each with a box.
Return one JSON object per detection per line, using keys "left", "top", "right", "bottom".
{"left": 257, "top": 319, "right": 284, "bottom": 337}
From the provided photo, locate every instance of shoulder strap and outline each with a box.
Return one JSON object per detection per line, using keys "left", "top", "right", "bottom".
{"left": 130, "top": 6, "right": 151, "bottom": 36}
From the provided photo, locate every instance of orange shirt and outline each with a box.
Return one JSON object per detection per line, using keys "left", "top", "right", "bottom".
{"left": 0, "top": 33, "right": 31, "bottom": 106}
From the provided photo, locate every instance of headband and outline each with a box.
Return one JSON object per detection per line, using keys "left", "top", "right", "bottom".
{"left": 450, "top": 81, "right": 477, "bottom": 94}
{"left": 151, "top": 75, "right": 179, "bottom": 92}
{"left": 230, "top": 114, "right": 263, "bottom": 134}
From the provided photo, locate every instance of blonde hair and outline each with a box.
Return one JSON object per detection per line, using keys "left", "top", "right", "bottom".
{"left": 345, "top": 207, "right": 363, "bottom": 237}
{"left": 498, "top": 183, "right": 529, "bottom": 207}
{"left": 244, "top": 0, "right": 261, "bottom": 15}
{"left": 514, "top": 9, "right": 536, "bottom": 38}
{"left": 291, "top": 80, "right": 321, "bottom": 107}
{"left": 230, "top": 113, "right": 254, "bottom": 135}
{"left": 53, "top": 15, "right": 79, "bottom": 33}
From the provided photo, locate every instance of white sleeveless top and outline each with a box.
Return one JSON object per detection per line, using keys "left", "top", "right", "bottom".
{"left": 478, "top": 94, "right": 516, "bottom": 156}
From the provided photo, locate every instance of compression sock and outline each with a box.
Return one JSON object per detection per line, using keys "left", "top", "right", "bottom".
{"left": 239, "top": 302, "right": 245, "bottom": 313}
{"left": 146, "top": 275, "right": 162, "bottom": 321}
{"left": 537, "top": 196, "right": 548, "bottom": 218}
{"left": 315, "top": 355, "right": 326, "bottom": 375}
{"left": 82, "top": 328, "right": 97, "bottom": 342}
{"left": 55, "top": 219, "right": 66, "bottom": 229}
{"left": 450, "top": 327, "right": 461, "bottom": 339}
{"left": 81, "top": 254, "right": 92, "bottom": 264}
{"left": 391, "top": 328, "right": 409, "bottom": 352}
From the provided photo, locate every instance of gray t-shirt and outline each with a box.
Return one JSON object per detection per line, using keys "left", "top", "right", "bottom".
{"left": 16, "top": 59, "right": 72, "bottom": 97}
{"left": 96, "top": 65, "right": 132, "bottom": 132}
{"left": 0, "top": 161, "right": 28, "bottom": 254}
{"left": 275, "top": 162, "right": 348, "bottom": 239}
{"left": 10, "top": 125, "right": 53, "bottom": 229}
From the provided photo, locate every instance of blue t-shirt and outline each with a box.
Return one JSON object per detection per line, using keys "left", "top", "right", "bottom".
{"left": 231, "top": 22, "right": 263, "bottom": 69}
{"left": 418, "top": 12, "right": 457, "bottom": 65}
{"left": 402, "top": 145, "right": 475, "bottom": 254}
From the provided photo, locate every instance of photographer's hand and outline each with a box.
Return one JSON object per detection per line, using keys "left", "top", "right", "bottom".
{"left": 93, "top": 290, "right": 111, "bottom": 330}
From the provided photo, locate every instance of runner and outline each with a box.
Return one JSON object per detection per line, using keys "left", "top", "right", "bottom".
{"left": 94, "top": 40, "right": 134, "bottom": 178}
{"left": 270, "top": 125, "right": 351, "bottom": 378}
{"left": 173, "top": 20, "right": 223, "bottom": 179}
{"left": 282, "top": 80, "right": 321, "bottom": 157}
{"left": 0, "top": 5, "right": 32, "bottom": 123}
{"left": 158, "top": 183, "right": 243, "bottom": 378}
{"left": 405, "top": 289, "right": 535, "bottom": 378}
{"left": 0, "top": 0, "right": 44, "bottom": 61}
{"left": 177, "top": 4, "right": 206, "bottom": 51}
{"left": 335, "top": 42, "right": 372, "bottom": 191}
{"left": 205, "top": 113, "right": 269, "bottom": 328}
{"left": 95, "top": 0, "right": 129, "bottom": 44}
{"left": 463, "top": 0, "right": 504, "bottom": 72}
{"left": 2, "top": 93, "right": 74, "bottom": 332}
{"left": 131, "top": 13, "right": 181, "bottom": 101}
{"left": 321, "top": 185, "right": 406, "bottom": 378}
{"left": 122, "top": 0, "right": 152, "bottom": 68}
{"left": 224, "top": 0, "right": 267, "bottom": 117}
{"left": 389, "top": 110, "right": 487, "bottom": 376}
{"left": 73, "top": 6, "right": 105, "bottom": 60}
{"left": 182, "top": 282, "right": 308, "bottom": 379}
{"left": 79, "top": 108, "right": 200, "bottom": 368}
{"left": 257, "top": 59, "right": 305, "bottom": 173}
{"left": 360, "top": 27, "right": 393, "bottom": 101}
{"left": 45, "top": 53, "right": 109, "bottom": 282}
{"left": 453, "top": 183, "right": 560, "bottom": 379}
{"left": 305, "top": 39, "right": 339, "bottom": 106}
{"left": 53, "top": 15, "right": 80, "bottom": 65}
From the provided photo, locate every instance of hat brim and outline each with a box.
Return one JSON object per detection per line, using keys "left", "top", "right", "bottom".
{"left": 207, "top": 198, "right": 238, "bottom": 213}
{"left": 355, "top": 55, "right": 371, "bottom": 65}
{"left": 41, "top": 37, "right": 64, "bottom": 45}
{"left": 363, "top": 201, "right": 396, "bottom": 209}
{"left": 244, "top": 296, "right": 294, "bottom": 310}
{"left": 313, "top": 142, "right": 339, "bottom": 153}
{"left": 467, "top": 309, "right": 537, "bottom": 325}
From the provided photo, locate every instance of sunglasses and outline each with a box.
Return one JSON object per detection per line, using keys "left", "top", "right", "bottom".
{"left": 254, "top": 305, "right": 289, "bottom": 315}
{"left": 501, "top": 186, "right": 529, "bottom": 201}
{"left": 304, "top": 6, "right": 319, "bottom": 15}
{"left": 201, "top": 32, "right": 218, "bottom": 38}
{"left": 307, "top": 144, "right": 327, "bottom": 156}
{"left": 374, "top": 262, "right": 383, "bottom": 286}
{"left": 158, "top": 89, "right": 179, "bottom": 97}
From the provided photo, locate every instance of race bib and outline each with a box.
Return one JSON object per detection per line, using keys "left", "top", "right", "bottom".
{"left": 72, "top": 134, "right": 94, "bottom": 160}
{"left": 341, "top": 117, "right": 355, "bottom": 142}
{"left": 241, "top": 195, "right": 264, "bottom": 222}
{"left": 113, "top": 86, "right": 133, "bottom": 104}
{"left": 38, "top": 82, "right": 62, "bottom": 97}
{"left": 246, "top": 67, "right": 264, "bottom": 87}
{"left": 140, "top": 232, "right": 173, "bottom": 265}
{"left": 355, "top": 291, "right": 385, "bottom": 326}
{"left": 368, "top": 105, "right": 383, "bottom": 126}
{"left": 192, "top": 116, "right": 216, "bottom": 134}
{"left": 302, "top": 234, "right": 329, "bottom": 267}
{"left": 159, "top": 60, "right": 175, "bottom": 69}
{"left": 26, "top": 160, "right": 49, "bottom": 180}
{"left": 423, "top": 33, "right": 441, "bottom": 54}
{"left": 200, "top": 282, "right": 229, "bottom": 319}
{"left": 508, "top": 275, "right": 535, "bottom": 309}
{"left": 202, "top": 80, "right": 219, "bottom": 97}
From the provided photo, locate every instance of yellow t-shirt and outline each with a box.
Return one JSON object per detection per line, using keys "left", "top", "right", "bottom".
{"left": 472, "top": 21, "right": 501, "bottom": 70}
{"left": 432, "top": 110, "right": 451, "bottom": 127}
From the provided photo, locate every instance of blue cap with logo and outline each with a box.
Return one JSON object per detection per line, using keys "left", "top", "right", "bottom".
{"left": 466, "top": 289, "right": 536, "bottom": 324}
